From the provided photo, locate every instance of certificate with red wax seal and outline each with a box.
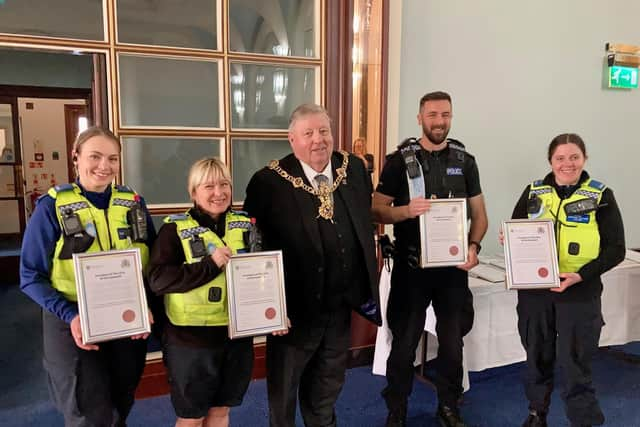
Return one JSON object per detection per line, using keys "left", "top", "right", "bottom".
{"left": 73, "top": 249, "right": 150, "bottom": 344}
{"left": 226, "top": 250, "right": 287, "bottom": 339}
{"left": 503, "top": 219, "right": 561, "bottom": 290}
{"left": 420, "top": 198, "right": 468, "bottom": 268}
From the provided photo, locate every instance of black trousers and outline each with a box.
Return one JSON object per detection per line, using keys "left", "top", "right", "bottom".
{"left": 517, "top": 292, "right": 605, "bottom": 426}
{"left": 266, "top": 307, "right": 352, "bottom": 427}
{"left": 43, "top": 310, "right": 147, "bottom": 427}
{"left": 382, "top": 262, "right": 473, "bottom": 410}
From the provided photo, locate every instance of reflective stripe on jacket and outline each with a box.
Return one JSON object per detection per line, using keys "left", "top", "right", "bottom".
{"left": 529, "top": 178, "right": 604, "bottom": 273}
{"left": 49, "top": 183, "right": 149, "bottom": 301}
{"left": 163, "top": 211, "right": 250, "bottom": 326}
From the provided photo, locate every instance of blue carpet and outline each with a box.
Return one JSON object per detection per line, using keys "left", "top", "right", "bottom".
{"left": 2, "top": 281, "right": 639, "bottom": 426}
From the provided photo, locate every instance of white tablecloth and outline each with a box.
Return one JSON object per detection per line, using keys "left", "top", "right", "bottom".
{"left": 372, "top": 260, "right": 640, "bottom": 389}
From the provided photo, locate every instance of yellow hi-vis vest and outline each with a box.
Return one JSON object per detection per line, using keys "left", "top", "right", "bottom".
{"left": 49, "top": 183, "right": 150, "bottom": 301}
{"left": 528, "top": 178, "right": 604, "bottom": 273}
{"left": 163, "top": 211, "right": 251, "bottom": 326}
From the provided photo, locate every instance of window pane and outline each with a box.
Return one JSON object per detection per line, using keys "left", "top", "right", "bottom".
{"left": 116, "top": 0, "right": 218, "bottom": 50}
{"left": 229, "top": 0, "right": 316, "bottom": 57}
{"left": 119, "top": 55, "right": 221, "bottom": 128}
{"left": 0, "top": 49, "right": 93, "bottom": 89}
{"left": 122, "top": 137, "right": 221, "bottom": 205}
{"left": 231, "top": 138, "right": 291, "bottom": 202}
{"left": 0, "top": 0, "right": 104, "bottom": 41}
{"left": 0, "top": 200, "right": 20, "bottom": 233}
{"left": 0, "top": 105, "right": 16, "bottom": 162}
{"left": 230, "top": 63, "right": 316, "bottom": 129}
{"left": 0, "top": 165, "right": 15, "bottom": 197}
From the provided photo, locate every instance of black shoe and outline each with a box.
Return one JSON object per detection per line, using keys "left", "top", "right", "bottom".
{"left": 437, "top": 405, "right": 467, "bottom": 427}
{"left": 385, "top": 402, "right": 407, "bottom": 427}
{"left": 522, "top": 410, "right": 547, "bottom": 427}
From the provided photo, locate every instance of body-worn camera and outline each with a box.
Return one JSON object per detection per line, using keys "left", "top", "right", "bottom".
{"left": 189, "top": 235, "right": 207, "bottom": 258}
{"left": 126, "top": 204, "right": 148, "bottom": 242}
{"left": 62, "top": 209, "right": 83, "bottom": 236}
{"left": 527, "top": 196, "right": 542, "bottom": 215}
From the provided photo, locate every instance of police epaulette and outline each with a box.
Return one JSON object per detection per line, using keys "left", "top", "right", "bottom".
{"left": 588, "top": 179, "right": 605, "bottom": 190}
{"left": 165, "top": 213, "right": 189, "bottom": 222}
{"left": 533, "top": 179, "right": 544, "bottom": 187}
{"left": 231, "top": 209, "right": 249, "bottom": 217}
{"left": 115, "top": 184, "right": 134, "bottom": 193}
{"left": 397, "top": 137, "right": 419, "bottom": 150}
{"left": 53, "top": 183, "right": 74, "bottom": 192}
{"left": 447, "top": 139, "right": 466, "bottom": 151}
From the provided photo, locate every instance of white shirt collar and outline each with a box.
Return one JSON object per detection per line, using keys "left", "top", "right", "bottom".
{"left": 299, "top": 160, "right": 333, "bottom": 190}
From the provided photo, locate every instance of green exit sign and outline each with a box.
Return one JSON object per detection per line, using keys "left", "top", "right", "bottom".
{"left": 608, "top": 66, "right": 638, "bottom": 89}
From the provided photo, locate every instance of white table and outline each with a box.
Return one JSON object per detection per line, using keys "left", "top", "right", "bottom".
{"left": 372, "top": 260, "right": 640, "bottom": 390}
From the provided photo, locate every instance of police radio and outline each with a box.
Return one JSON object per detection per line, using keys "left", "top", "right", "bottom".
{"left": 244, "top": 218, "right": 262, "bottom": 252}
{"left": 400, "top": 148, "right": 421, "bottom": 179}
{"left": 126, "top": 203, "right": 148, "bottom": 242}
{"left": 61, "top": 208, "right": 84, "bottom": 236}
{"left": 378, "top": 234, "right": 396, "bottom": 259}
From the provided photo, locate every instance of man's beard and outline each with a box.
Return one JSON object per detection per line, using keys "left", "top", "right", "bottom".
{"left": 423, "top": 125, "right": 449, "bottom": 144}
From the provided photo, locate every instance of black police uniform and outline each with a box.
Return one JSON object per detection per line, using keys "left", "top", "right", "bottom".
{"left": 378, "top": 138, "right": 482, "bottom": 412}
{"left": 512, "top": 171, "right": 625, "bottom": 426}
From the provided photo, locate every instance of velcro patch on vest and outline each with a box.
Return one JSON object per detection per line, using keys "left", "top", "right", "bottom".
{"left": 118, "top": 228, "right": 129, "bottom": 239}
{"left": 530, "top": 188, "right": 552, "bottom": 196}
{"left": 574, "top": 189, "right": 600, "bottom": 200}
{"left": 566, "top": 214, "right": 590, "bottom": 223}
{"left": 179, "top": 226, "right": 209, "bottom": 239}
{"left": 58, "top": 201, "right": 89, "bottom": 214}
{"left": 54, "top": 183, "right": 74, "bottom": 192}
{"left": 115, "top": 184, "right": 134, "bottom": 193}
{"left": 446, "top": 167, "right": 463, "bottom": 176}
{"left": 228, "top": 221, "right": 251, "bottom": 230}
{"left": 166, "top": 213, "right": 188, "bottom": 222}
{"left": 112, "top": 198, "right": 136, "bottom": 208}
{"left": 588, "top": 179, "right": 605, "bottom": 190}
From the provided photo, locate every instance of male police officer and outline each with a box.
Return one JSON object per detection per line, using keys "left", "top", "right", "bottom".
{"left": 373, "top": 91, "right": 488, "bottom": 427}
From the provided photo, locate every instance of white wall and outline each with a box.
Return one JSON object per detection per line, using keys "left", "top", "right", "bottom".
{"left": 387, "top": 0, "right": 640, "bottom": 254}
{"left": 19, "top": 98, "right": 86, "bottom": 209}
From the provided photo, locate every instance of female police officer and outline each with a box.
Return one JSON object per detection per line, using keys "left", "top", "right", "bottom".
{"left": 148, "top": 158, "right": 255, "bottom": 427}
{"left": 20, "top": 126, "right": 156, "bottom": 426}
{"left": 511, "top": 134, "right": 625, "bottom": 427}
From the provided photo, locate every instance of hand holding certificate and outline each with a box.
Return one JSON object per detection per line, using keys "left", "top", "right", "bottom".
{"left": 73, "top": 249, "right": 151, "bottom": 344}
{"left": 420, "top": 198, "right": 468, "bottom": 268}
{"left": 226, "top": 250, "right": 288, "bottom": 339}
{"left": 503, "top": 219, "right": 561, "bottom": 289}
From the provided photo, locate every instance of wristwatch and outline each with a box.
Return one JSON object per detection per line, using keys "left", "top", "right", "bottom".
{"left": 469, "top": 240, "right": 482, "bottom": 254}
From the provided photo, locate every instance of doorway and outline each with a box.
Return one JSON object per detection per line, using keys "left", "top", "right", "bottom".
{"left": 0, "top": 47, "right": 100, "bottom": 253}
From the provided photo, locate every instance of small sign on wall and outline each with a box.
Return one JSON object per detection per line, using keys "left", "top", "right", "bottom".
{"left": 608, "top": 66, "right": 639, "bottom": 89}
{"left": 34, "top": 152, "right": 44, "bottom": 161}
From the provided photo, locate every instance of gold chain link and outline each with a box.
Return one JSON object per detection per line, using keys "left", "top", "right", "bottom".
{"left": 268, "top": 151, "right": 350, "bottom": 220}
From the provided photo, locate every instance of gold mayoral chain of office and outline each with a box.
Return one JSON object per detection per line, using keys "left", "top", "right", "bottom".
{"left": 268, "top": 151, "right": 349, "bottom": 220}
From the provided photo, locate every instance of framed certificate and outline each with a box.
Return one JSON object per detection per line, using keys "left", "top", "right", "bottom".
{"left": 226, "top": 250, "right": 288, "bottom": 339}
{"left": 503, "top": 219, "right": 561, "bottom": 290}
{"left": 73, "top": 249, "right": 150, "bottom": 344}
{"left": 420, "top": 198, "right": 468, "bottom": 268}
